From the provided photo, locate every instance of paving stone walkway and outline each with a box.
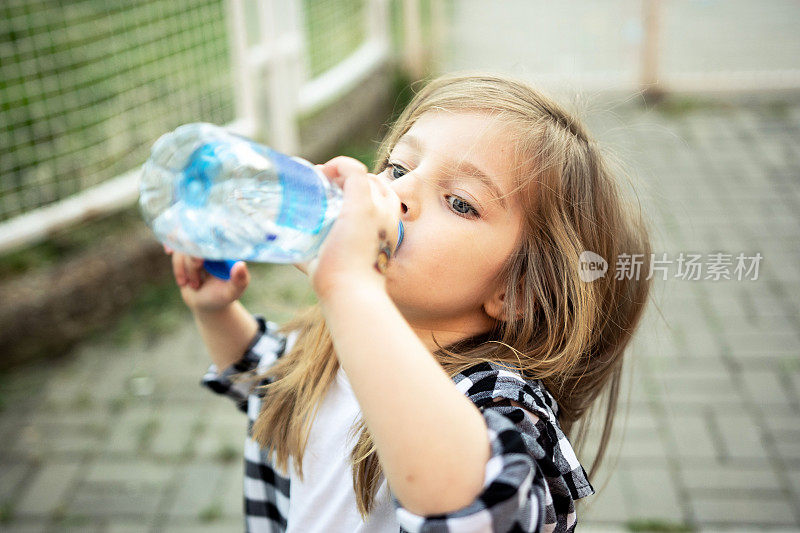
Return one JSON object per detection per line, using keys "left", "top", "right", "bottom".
{"left": 1, "top": 95, "right": 798, "bottom": 532}
{"left": 3, "top": 0, "right": 800, "bottom": 525}
{"left": 574, "top": 97, "right": 800, "bottom": 531}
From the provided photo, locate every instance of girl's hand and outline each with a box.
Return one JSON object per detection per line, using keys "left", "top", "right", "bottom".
{"left": 301, "top": 156, "right": 401, "bottom": 301}
{"left": 165, "top": 246, "right": 250, "bottom": 314}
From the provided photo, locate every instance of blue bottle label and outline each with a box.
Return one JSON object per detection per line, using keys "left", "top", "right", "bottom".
{"left": 254, "top": 145, "right": 327, "bottom": 235}
{"left": 180, "top": 143, "right": 222, "bottom": 208}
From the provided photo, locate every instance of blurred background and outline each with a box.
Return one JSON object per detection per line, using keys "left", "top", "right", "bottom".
{"left": 1, "top": 0, "right": 799, "bottom": 531}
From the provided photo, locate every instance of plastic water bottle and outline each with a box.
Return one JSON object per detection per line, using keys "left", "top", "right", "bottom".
{"left": 139, "top": 123, "right": 403, "bottom": 280}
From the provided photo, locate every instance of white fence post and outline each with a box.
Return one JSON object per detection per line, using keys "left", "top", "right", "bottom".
{"left": 641, "top": 0, "right": 662, "bottom": 96}
{"left": 402, "top": 0, "right": 425, "bottom": 79}
{"left": 225, "top": 0, "right": 257, "bottom": 136}
{"left": 254, "top": 0, "right": 303, "bottom": 153}
{"left": 367, "top": 0, "right": 391, "bottom": 50}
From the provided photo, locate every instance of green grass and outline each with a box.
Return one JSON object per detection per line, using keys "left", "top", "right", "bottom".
{"left": 198, "top": 502, "right": 223, "bottom": 522}
{"left": 779, "top": 355, "right": 800, "bottom": 373}
{"left": 627, "top": 518, "right": 695, "bottom": 532}
{"left": 136, "top": 418, "right": 160, "bottom": 451}
{"left": 72, "top": 390, "right": 93, "bottom": 410}
{"left": 108, "top": 394, "right": 131, "bottom": 414}
{"left": 53, "top": 512, "right": 93, "bottom": 527}
{"left": 765, "top": 100, "right": 791, "bottom": 119}
{"left": 216, "top": 444, "right": 240, "bottom": 463}
{"left": 0, "top": 501, "right": 13, "bottom": 524}
{"left": 650, "top": 95, "right": 736, "bottom": 117}
{"left": 181, "top": 419, "right": 206, "bottom": 459}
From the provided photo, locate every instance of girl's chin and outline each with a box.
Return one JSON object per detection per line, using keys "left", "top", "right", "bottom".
{"left": 384, "top": 284, "right": 411, "bottom": 311}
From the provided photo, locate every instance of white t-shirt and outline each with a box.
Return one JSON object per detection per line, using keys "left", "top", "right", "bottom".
{"left": 285, "top": 364, "right": 398, "bottom": 532}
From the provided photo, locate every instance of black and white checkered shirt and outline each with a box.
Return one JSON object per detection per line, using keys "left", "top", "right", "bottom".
{"left": 202, "top": 316, "right": 595, "bottom": 532}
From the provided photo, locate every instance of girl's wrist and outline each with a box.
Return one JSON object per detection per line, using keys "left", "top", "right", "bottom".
{"left": 192, "top": 300, "right": 240, "bottom": 321}
{"left": 319, "top": 281, "right": 394, "bottom": 335}
{"left": 315, "top": 272, "right": 386, "bottom": 305}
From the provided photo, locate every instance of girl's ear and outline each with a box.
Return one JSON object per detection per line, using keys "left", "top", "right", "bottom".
{"left": 483, "top": 286, "right": 526, "bottom": 322}
{"left": 483, "top": 290, "right": 506, "bottom": 321}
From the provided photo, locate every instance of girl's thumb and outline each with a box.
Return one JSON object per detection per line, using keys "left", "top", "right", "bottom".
{"left": 231, "top": 261, "right": 250, "bottom": 289}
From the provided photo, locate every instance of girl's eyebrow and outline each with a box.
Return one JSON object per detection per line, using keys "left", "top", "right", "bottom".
{"left": 395, "top": 133, "right": 422, "bottom": 152}
{"left": 396, "top": 134, "right": 507, "bottom": 208}
{"left": 452, "top": 160, "right": 508, "bottom": 209}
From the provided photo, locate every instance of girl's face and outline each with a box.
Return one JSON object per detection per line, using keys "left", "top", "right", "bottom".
{"left": 380, "top": 111, "right": 525, "bottom": 344}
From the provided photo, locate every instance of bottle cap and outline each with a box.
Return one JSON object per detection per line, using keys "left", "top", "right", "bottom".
{"left": 203, "top": 259, "right": 238, "bottom": 280}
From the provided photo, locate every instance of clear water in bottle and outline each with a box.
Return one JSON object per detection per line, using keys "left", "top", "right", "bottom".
{"left": 139, "top": 123, "right": 344, "bottom": 265}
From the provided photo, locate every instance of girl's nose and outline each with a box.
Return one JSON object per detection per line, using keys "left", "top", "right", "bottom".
{"left": 390, "top": 173, "right": 418, "bottom": 221}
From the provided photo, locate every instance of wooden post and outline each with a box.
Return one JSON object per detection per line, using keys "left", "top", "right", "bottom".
{"left": 402, "top": 0, "right": 426, "bottom": 80}
{"left": 641, "top": 0, "right": 665, "bottom": 102}
{"left": 224, "top": 0, "right": 257, "bottom": 133}
{"left": 429, "top": 0, "right": 447, "bottom": 74}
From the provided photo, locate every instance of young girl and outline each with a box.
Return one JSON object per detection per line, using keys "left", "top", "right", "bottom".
{"left": 169, "top": 73, "right": 653, "bottom": 532}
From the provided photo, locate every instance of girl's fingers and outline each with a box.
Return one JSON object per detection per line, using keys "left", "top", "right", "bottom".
{"left": 182, "top": 255, "right": 194, "bottom": 288}
{"left": 366, "top": 172, "right": 399, "bottom": 207}
{"left": 229, "top": 261, "right": 250, "bottom": 292}
{"left": 293, "top": 261, "right": 309, "bottom": 275}
{"left": 341, "top": 169, "right": 372, "bottom": 202}
{"left": 172, "top": 253, "right": 186, "bottom": 286}
{"left": 184, "top": 255, "right": 204, "bottom": 289}
{"left": 321, "top": 156, "right": 369, "bottom": 189}
{"left": 362, "top": 173, "right": 402, "bottom": 222}
{"left": 321, "top": 157, "right": 397, "bottom": 214}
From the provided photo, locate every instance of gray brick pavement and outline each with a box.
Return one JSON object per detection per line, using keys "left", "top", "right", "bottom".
{"left": 569, "top": 93, "right": 800, "bottom": 529}
{"left": 15, "top": 462, "right": 82, "bottom": 517}
{"left": 1, "top": 99, "right": 799, "bottom": 531}
{"left": 2, "top": 40, "right": 800, "bottom": 533}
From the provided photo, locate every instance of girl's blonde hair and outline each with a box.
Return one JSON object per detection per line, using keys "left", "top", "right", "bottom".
{"left": 251, "top": 73, "right": 653, "bottom": 517}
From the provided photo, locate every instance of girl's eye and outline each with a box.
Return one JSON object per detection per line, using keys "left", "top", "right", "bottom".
{"left": 387, "top": 163, "right": 408, "bottom": 180}
{"left": 446, "top": 195, "right": 479, "bottom": 218}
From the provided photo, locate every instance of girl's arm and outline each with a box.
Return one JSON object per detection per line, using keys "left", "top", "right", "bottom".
{"left": 192, "top": 300, "right": 260, "bottom": 371}
{"left": 169, "top": 251, "right": 259, "bottom": 370}
{"left": 320, "top": 283, "right": 492, "bottom": 516}
{"left": 309, "top": 157, "right": 490, "bottom": 515}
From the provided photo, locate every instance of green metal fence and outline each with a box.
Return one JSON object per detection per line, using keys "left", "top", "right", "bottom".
{"left": 0, "top": 0, "right": 235, "bottom": 222}
{"left": 304, "top": 0, "right": 367, "bottom": 77}
{"left": 0, "top": 0, "right": 376, "bottom": 225}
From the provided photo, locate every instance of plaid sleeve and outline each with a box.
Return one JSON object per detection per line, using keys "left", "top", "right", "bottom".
{"left": 200, "top": 315, "right": 286, "bottom": 413}
{"left": 392, "top": 406, "right": 547, "bottom": 533}
{"left": 391, "top": 363, "right": 594, "bottom": 533}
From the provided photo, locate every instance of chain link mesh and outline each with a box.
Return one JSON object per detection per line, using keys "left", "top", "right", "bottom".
{"left": 0, "top": 0, "right": 372, "bottom": 225}
{"left": 0, "top": 0, "right": 235, "bottom": 223}
{"left": 303, "top": 0, "right": 367, "bottom": 77}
